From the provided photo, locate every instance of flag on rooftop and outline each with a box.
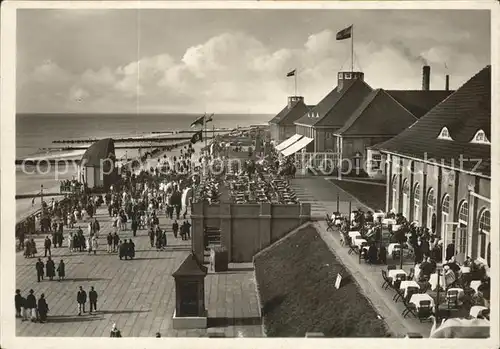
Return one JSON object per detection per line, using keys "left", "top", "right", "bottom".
{"left": 190, "top": 130, "right": 203, "bottom": 144}
{"left": 190, "top": 114, "right": 206, "bottom": 128}
{"left": 286, "top": 69, "right": 296, "bottom": 77}
{"left": 336, "top": 25, "right": 352, "bottom": 40}
{"left": 205, "top": 113, "right": 214, "bottom": 123}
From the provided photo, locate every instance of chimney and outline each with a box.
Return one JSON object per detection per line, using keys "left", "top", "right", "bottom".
{"left": 422, "top": 66, "right": 430, "bottom": 91}
{"left": 288, "top": 96, "right": 304, "bottom": 109}
{"left": 445, "top": 75, "right": 450, "bottom": 91}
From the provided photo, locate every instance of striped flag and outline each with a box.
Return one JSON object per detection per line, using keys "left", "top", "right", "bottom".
{"left": 190, "top": 114, "right": 206, "bottom": 128}
{"left": 286, "top": 69, "right": 296, "bottom": 77}
{"left": 336, "top": 25, "right": 352, "bottom": 40}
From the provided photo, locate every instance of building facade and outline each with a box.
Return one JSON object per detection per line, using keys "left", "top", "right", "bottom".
{"left": 378, "top": 66, "right": 491, "bottom": 266}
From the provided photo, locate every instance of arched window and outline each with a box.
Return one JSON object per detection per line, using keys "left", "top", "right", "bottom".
{"left": 441, "top": 194, "right": 451, "bottom": 238}
{"left": 458, "top": 200, "right": 469, "bottom": 224}
{"left": 438, "top": 127, "right": 453, "bottom": 140}
{"left": 413, "top": 182, "right": 420, "bottom": 222}
{"left": 478, "top": 209, "right": 490, "bottom": 261}
{"left": 403, "top": 179, "right": 410, "bottom": 194}
{"left": 427, "top": 188, "right": 436, "bottom": 209}
{"left": 442, "top": 194, "right": 450, "bottom": 214}
{"left": 471, "top": 129, "right": 490, "bottom": 144}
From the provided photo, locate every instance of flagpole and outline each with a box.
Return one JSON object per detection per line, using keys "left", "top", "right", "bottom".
{"left": 294, "top": 69, "right": 297, "bottom": 96}
{"left": 204, "top": 113, "right": 207, "bottom": 152}
{"left": 351, "top": 25, "right": 354, "bottom": 72}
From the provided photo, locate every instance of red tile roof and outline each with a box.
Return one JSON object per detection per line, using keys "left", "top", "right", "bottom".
{"left": 335, "top": 89, "right": 418, "bottom": 136}
{"left": 377, "top": 66, "right": 491, "bottom": 177}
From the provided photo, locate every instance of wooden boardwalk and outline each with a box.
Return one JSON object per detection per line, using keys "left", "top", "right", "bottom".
{"left": 15, "top": 208, "right": 262, "bottom": 337}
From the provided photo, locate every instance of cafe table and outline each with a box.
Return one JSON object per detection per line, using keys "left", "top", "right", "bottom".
{"left": 348, "top": 231, "right": 361, "bottom": 240}
{"left": 409, "top": 293, "right": 435, "bottom": 311}
{"left": 399, "top": 280, "right": 420, "bottom": 297}
{"left": 388, "top": 269, "right": 407, "bottom": 283}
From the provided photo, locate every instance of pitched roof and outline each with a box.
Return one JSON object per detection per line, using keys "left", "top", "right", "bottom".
{"left": 336, "top": 89, "right": 417, "bottom": 136}
{"left": 81, "top": 138, "right": 116, "bottom": 167}
{"left": 269, "top": 100, "right": 312, "bottom": 126}
{"left": 377, "top": 66, "right": 491, "bottom": 177}
{"left": 172, "top": 254, "right": 208, "bottom": 277}
{"left": 386, "top": 90, "right": 454, "bottom": 118}
{"left": 294, "top": 79, "right": 372, "bottom": 127}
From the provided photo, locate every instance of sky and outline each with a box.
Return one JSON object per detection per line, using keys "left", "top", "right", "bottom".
{"left": 16, "top": 9, "right": 491, "bottom": 114}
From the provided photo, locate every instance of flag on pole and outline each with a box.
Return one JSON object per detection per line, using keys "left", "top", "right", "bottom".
{"left": 190, "top": 130, "right": 203, "bottom": 144}
{"left": 286, "top": 69, "right": 296, "bottom": 77}
{"left": 205, "top": 113, "right": 214, "bottom": 123}
{"left": 190, "top": 114, "right": 206, "bottom": 128}
{"left": 336, "top": 25, "right": 352, "bottom": 40}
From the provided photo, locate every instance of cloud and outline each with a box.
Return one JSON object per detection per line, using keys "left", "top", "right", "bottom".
{"left": 18, "top": 30, "right": 488, "bottom": 113}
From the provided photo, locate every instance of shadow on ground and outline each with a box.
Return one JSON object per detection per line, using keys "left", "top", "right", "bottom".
{"left": 207, "top": 316, "right": 262, "bottom": 327}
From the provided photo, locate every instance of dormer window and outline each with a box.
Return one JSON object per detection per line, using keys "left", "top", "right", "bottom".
{"left": 471, "top": 129, "right": 490, "bottom": 144}
{"left": 437, "top": 127, "right": 453, "bottom": 140}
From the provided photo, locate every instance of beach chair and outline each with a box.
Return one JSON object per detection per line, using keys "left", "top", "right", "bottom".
{"left": 387, "top": 265, "right": 397, "bottom": 271}
{"left": 419, "top": 282, "right": 430, "bottom": 294}
{"left": 348, "top": 242, "right": 359, "bottom": 255}
{"left": 393, "top": 285, "right": 405, "bottom": 302}
{"left": 417, "top": 300, "right": 433, "bottom": 323}
{"left": 381, "top": 270, "right": 391, "bottom": 290}
{"left": 446, "top": 289, "right": 459, "bottom": 309}
{"left": 398, "top": 286, "right": 419, "bottom": 305}
{"left": 402, "top": 297, "right": 417, "bottom": 318}
{"left": 325, "top": 214, "right": 335, "bottom": 232}
{"left": 407, "top": 268, "right": 415, "bottom": 281}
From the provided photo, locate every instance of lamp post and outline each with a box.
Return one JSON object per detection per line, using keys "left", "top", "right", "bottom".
{"left": 40, "top": 184, "right": 44, "bottom": 207}
{"left": 435, "top": 267, "right": 442, "bottom": 324}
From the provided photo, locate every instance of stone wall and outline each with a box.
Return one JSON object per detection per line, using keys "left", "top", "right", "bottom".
{"left": 191, "top": 201, "right": 311, "bottom": 263}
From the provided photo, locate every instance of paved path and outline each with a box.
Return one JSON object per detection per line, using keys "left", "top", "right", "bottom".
{"left": 291, "top": 177, "right": 433, "bottom": 337}
{"left": 16, "top": 207, "right": 262, "bottom": 337}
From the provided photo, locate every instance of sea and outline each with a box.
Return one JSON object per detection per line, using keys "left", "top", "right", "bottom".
{"left": 16, "top": 113, "right": 271, "bottom": 195}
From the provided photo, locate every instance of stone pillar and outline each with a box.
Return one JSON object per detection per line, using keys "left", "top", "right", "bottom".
{"left": 220, "top": 203, "right": 232, "bottom": 262}
{"left": 191, "top": 202, "right": 205, "bottom": 263}
{"left": 385, "top": 155, "right": 392, "bottom": 212}
{"left": 436, "top": 167, "right": 443, "bottom": 238}
{"left": 468, "top": 181, "right": 480, "bottom": 260}
{"left": 421, "top": 163, "right": 428, "bottom": 227}
{"left": 409, "top": 161, "right": 415, "bottom": 222}
{"left": 300, "top": 203, "right": 311, "bottom": 224}
{"left": 259, "top": 203, "right": 272, "bottom": 250}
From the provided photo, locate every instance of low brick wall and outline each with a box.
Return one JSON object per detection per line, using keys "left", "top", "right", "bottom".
{"left": 191, "top": 201, "right": 311, "bottom": 262}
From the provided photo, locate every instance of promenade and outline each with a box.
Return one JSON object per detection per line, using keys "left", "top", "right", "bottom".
{"left": 290, "top": 177, "right": 433, "bottom": 337}
{"left": 15, "top": 207, "right": 262, "bottom": 337}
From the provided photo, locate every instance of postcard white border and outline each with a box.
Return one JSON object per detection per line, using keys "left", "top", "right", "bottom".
{"left": 1, "top": 1, "right": 499, "bottom": 349}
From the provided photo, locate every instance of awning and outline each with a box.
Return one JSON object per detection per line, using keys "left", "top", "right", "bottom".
{"left": 275, "top": 134, "right": 303, "bottom": 151}
{"left": 281, "top": 137, "right": 314, "bottom": 157}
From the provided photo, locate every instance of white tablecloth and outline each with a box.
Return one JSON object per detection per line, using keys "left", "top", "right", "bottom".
{"left": 354, "top": 238, "right": 367, "bottom": 248}
{"left": 388, "top": 243, "right": 404, "bottom": 255}
{"left": 446, "top": 287, "right": 465, "bottom": 299}
{"left": 388, "top": 269, "right": 407, "bottom": 282}
{"left": 383, "top": 218, "right": 396, "bottom": 226}
{"left": 429, "top": 272, "right": 444, "bottom": 291}
{"left": 410, "top": 293, "right": 435, "bottom": 311}
{"left": 470, "top": 306, "right": 488, "bottom": 318}
{"left": 399, "top": 280, "right": 420, "bottom": 297}
{"left": 470, "top": 280, "right": 482, "bottom": 293}
{"left": 348, "top": 231, "right": 361, "bottom": 240}
{"left": 334, "top": 219, "right": 342, "bottom": 225}
{"left": 461, "top": 266, "right": 471, "bottom": 274}
{"left": 414, "top": 264, "right": 421, "bottom": 280}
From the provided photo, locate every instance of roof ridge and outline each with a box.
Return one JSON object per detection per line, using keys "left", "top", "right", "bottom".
{"left": 382, "top": 88, "right": 419, "bottom": 122}
{"left": 335, "top": 89, "right": 381, "bottom": 135}
{"left": 313, "top": 79, "right": 373, "bottom": 126}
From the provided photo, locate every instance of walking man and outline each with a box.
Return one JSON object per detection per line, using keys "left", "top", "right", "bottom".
{"left": 37, "top": 294, "right": 49, "bottom": 323}
{"left": 46, "top": 256, "right": 55, "bottom": 281}
{"left": 93, "top": 218, "right": 100, "bottom": 237}
{"left": 148, "top": 227, "right": 155, "bottom": 247}
{"left": 112, "top": 232, "right": 119, "bottom": 253}
{"left": 26, "top": 289, "right": 37, "bottom": 322}
{"left": 57, "top": 259, "right": 65, "bottom": 281}
{"left": 15, "top": 289, "right": 23, "bottom": 318}
{"left": 172, "top": 220, "right": 179, "bottom": 239}
{"left": 107, "top": 232, "right": 113, "bottom": 253}
{"left": 44, "top": 236, "right": 52, "bottom": 257}
{"left": 77, "top": 286, "right": 87, "bottom": 315}
{"left": 89, "top": 286, "right": 98, "bottom": 315}
{"left": 36, "top": 258, "right": 44, "bottom": 282}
